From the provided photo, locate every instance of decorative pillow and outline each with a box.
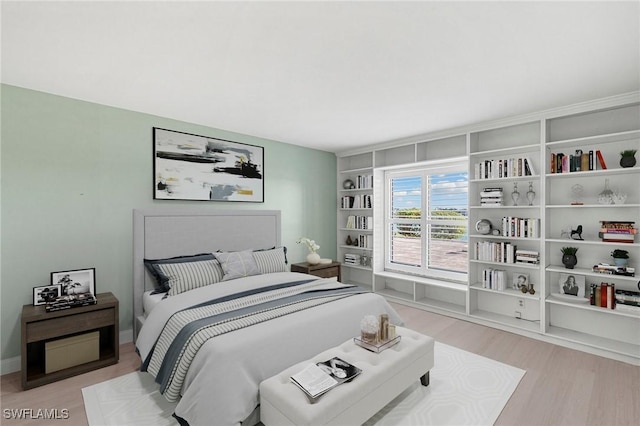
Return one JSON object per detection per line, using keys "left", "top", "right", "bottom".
{"left": 156, "top": 258, "right": 225, "bottom": 296}
{"left": 253, "top": 247, "right": 288, "bottom": 274}
{"left": 144, "top": 253, "right": 215, "bottom": 293}
{"left": 214, "top": 250, "right": 261, "bottom": 281}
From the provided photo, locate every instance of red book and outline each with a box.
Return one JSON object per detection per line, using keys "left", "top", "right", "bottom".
{"left": 601, "top": 283, "right": 608, "bottom": 307}
{"left": 596, "top": 150, "right": 607, "bottom": 170}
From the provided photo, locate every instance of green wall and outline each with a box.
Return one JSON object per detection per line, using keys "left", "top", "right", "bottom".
{"left": 0, "top": 84, "right": 337, "bottom": 362}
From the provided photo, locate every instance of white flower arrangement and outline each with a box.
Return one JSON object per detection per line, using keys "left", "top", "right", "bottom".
{"left": 297, "top": 237, "right": 320, "bottom": 253}
{"left": 360, "top": 315, "right": 379, "bottom": 334}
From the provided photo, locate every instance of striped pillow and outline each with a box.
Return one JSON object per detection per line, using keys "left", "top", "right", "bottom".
{"left": 253, "top": 247, "right": 288, "bottom": 274}
{"left": 157, "top": 259, "right": 224, "bottom": 296}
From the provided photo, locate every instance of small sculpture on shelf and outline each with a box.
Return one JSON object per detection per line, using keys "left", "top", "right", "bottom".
{"left": 343, "top": 179, "right": 355, "bottom": 189}
{"left": 570, "top": 225, "right": 584, "bottom": 240}
{"left": 346, "top": 235, "right": 353, "bottom": 246}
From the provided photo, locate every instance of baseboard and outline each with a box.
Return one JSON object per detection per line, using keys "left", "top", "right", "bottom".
{"left": 1, "top": 328, "right": 134, "bottom": 375}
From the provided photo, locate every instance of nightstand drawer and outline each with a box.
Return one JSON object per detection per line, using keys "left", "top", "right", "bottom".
{"left": 311, "top": 266, "right": 340, "bottom": 279}
{"left": 26, "top": 308, "right": 115, "bottom": 343}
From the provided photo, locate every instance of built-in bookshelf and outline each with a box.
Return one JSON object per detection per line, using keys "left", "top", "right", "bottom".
{"left": 336, "top": 92, "right": 640, "bottom": 364}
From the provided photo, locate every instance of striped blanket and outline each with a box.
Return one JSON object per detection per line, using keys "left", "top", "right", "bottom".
{"left": 142, "top": 278, "right": 366, "bottom": 402}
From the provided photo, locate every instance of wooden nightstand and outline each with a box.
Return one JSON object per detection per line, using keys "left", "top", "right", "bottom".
{"left": 291, "top": 261, "right": 341, "bottom": 282}
{"left": 21, "top": 292, "right": 119, "bottom": 389}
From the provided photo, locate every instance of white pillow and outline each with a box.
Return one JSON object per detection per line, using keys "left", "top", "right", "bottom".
{"left": 214, "top": 250, "right": 261, "bottom": 281}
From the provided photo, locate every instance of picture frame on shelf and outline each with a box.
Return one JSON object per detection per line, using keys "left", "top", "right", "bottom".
{"left": 153, "top": 127, "right": 264, "bottom": 202}
{"left": 51, "top": 267, "right": 96, "bottom": 297}
{"left": 32, "top": 284, "right": 61, "bottom": 306}
{"left": 512, "top": 272, "right": 529, "bottom": 291}
{"left": 558, "top": 273, "right": 585, "bottom": 298}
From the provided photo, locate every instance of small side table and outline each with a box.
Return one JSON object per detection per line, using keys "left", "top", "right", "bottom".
{"left": 291, "top": 261, "right": 341, "bottom": 282}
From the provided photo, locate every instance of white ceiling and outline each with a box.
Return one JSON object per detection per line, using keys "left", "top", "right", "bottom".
{"left": 2, "top": 1, "right": 639, "bottom": 153}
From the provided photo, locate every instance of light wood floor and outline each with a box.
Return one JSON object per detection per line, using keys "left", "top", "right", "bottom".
{"left": 1, "top": 303, "right": 638, "bottom": 425}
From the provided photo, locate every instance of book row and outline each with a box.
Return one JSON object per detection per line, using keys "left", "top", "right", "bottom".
{"left": 480, "top": 268, "right": 508, "bottom": 291}
{"left": 474, "top": 157, "right": 535, "bottom": 180}
{"left": 345, "top": 215, "right": 373, "bottom": 230}
{"left": 550, "top": 149, "right": 606, "bottom": 174}
{"left": 341, "top": 194, "right": 372, "bottom": 209}
{"left": 475, "top": 241, "right": 540, "bottom": 264}
{"left": 345, "top": 234, "right": 372, "bottom": 249}
{"left": 500, "top": 216, "right": 540, "bottom": 238}
{"left": 352, "top": 174, "right": 373, "bottom": 189}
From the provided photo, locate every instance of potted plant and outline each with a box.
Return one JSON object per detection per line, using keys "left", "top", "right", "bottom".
{"left": 561, "top": 247, "right": 578, "bottom": 269}
{"left": 620, "top": 149, "right": 637, "bottom": 168}
{"left": 611, "top": 249, "right": 629, "bottom": 267}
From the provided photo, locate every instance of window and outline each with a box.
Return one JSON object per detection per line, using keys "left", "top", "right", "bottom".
{"left": 384, "top": 160, "right": 468, "bottom": 280}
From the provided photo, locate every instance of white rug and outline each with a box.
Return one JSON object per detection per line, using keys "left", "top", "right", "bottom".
{"left": 83, "top": 342, "right": 525, "bottom": 426}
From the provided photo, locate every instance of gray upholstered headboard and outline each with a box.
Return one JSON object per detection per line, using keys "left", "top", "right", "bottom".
{"left": 132, "top": 208, "right": 281, "bottom": 339}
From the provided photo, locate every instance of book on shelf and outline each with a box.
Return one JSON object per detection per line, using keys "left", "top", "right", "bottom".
{"left": 589, "top": 283, "right": 615, "bottom": 309}
{"left": 599, "top": 221, "right": 636, "bottom": 243}
{"left": 480, "top": 187, "right": 504, "bottom": 205}
{"left": 596, "top": 150, "right": 607, "bottom": 170}
{"left": 290, "top": 357, "right": 361, "bottom": 400}
{"left": 344, "top": 253, "right": 361, "bottom": 265}
{"left": 592, "top": 263, "right": 635, "bottom": 277}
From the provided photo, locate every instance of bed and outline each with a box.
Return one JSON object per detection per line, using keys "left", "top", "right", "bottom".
{"left": 133, "top": 209, "right": 403, "bottom": 426}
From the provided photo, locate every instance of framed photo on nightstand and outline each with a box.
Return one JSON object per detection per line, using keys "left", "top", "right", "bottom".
{"left": 51, "top": 268, "right": 96, "bottom": 297}
{"left": 33, "top": 284, "right": 61, "bottom": 306}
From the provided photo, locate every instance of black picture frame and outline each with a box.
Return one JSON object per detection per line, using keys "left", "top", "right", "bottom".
{"left": 51, "top": 267, "right": 96, "bottom": 297}
{"left": 153, "top": 127, "right": 264, "bottom": 202}
{"left": 33, "top": 284, "right": 61, "bottom": 306}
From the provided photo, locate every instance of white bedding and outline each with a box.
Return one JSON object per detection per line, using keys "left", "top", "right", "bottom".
{"left": 136, "top": 272, "right": 403, "bottom": 426}
{"left": 142, "top": 290, "right": 165, "bottom": 317}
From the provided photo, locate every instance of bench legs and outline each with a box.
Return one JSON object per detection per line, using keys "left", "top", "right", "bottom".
{"left": 420, "top": 371, "right": 430, "bottom": 387}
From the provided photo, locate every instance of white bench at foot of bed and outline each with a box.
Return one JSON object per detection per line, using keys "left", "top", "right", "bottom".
{"left": 259, "top": 326, "right": 435, "bottom": 426}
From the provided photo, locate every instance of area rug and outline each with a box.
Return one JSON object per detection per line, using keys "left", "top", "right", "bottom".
{"left": 82, "top": 342, "right": 525, "bottom": 426}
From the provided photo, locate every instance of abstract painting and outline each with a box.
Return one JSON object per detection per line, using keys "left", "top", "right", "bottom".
{"left": 153, "top": 127, "right": 264, "bottom": 202}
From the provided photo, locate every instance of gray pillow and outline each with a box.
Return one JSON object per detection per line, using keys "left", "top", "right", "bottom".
{"left": 214, "top": 250, "right": 261, "bottom": 281}
{"left": 157, "top": 258, "right": 225, "bottom": 296}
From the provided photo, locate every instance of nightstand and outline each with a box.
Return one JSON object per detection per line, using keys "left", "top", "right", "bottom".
{"left": 21, "top": 292, "right": 119, "bottom": 389}
{"left": 291, "top": 261, "right": 341, "bottom": 282}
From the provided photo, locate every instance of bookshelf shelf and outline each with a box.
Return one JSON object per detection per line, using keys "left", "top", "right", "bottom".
{"left": 470, "top": 283, "right": 540, "bottom": 300}
{"left": 469, "top": 143, "right": 540, "bottom": 157}
{"left": 545, "top": 326, "right": 640, "bottom": 358}
{"left": 470, "top": 260, "right": 540, "bottom": 270}
{"left": 470, "top": 309, "right": 540, "bottom": 333}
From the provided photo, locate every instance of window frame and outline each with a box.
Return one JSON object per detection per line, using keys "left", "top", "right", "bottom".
{"left": 383, "top": 158, "right": 469, "bottom": 282}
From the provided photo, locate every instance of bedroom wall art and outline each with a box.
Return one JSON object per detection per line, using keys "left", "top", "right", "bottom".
{"left": 153, "top": 127, "right": 264, "bottom": 202}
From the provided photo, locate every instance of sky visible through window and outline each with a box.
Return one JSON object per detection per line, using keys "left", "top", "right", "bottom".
{"left": 392, "top": 172, "right": 468, "bottom": 214}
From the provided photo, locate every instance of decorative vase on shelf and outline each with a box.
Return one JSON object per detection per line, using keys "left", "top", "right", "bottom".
{"left": 620, "top": 150, "right": 637, "bottom": 168}
{"left": 562, "top": 254, "right": 577, "bottom": 269}
{"left": 511, "top": 182, "right": 520, "bottom": 206}
{"left": 526, "top": 181, "right": 536, "bottom": 206}
{"left": 306, "top": 252, "right": 321, "bottom": 265}
{"left": 597, "top": 178, "right": 614, "bottom": 205}
{"left": 346, "top": 235, "right": 353, "bottom": 245}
